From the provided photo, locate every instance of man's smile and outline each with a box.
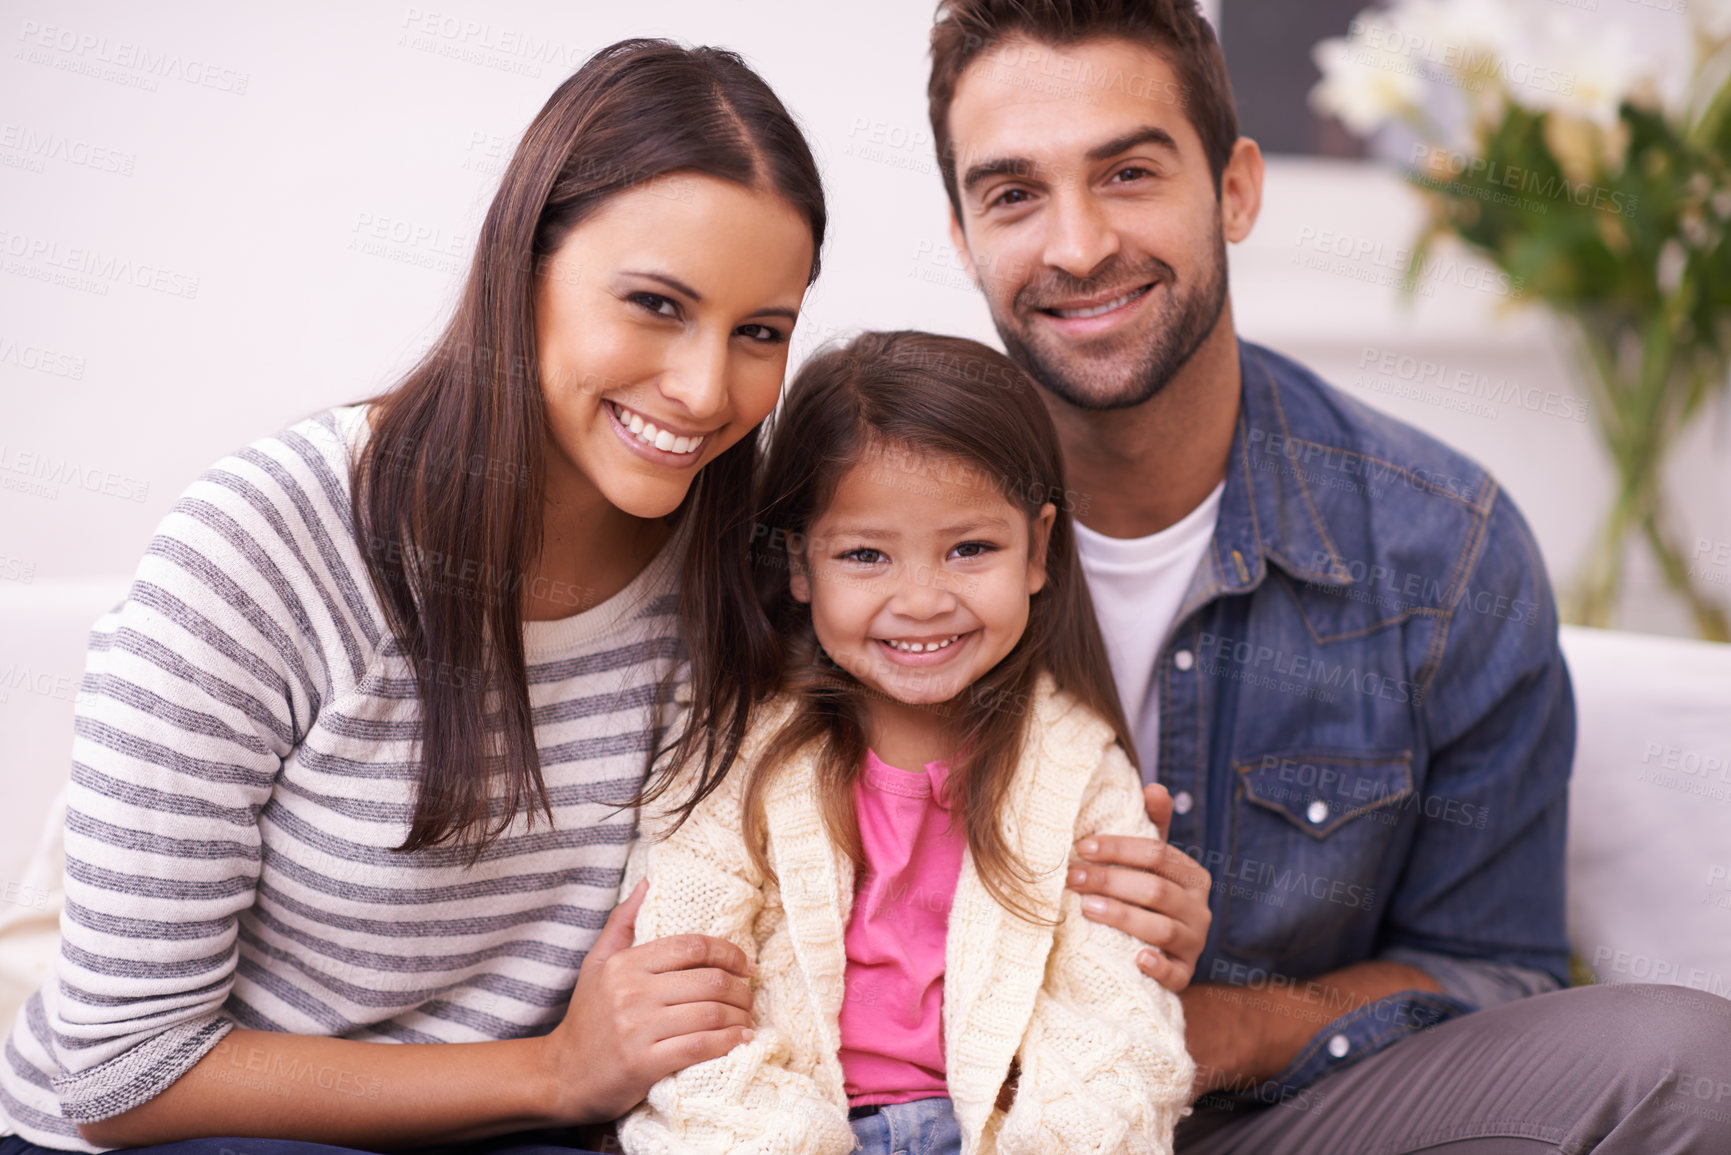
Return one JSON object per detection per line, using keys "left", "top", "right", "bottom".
{"left": 1038, "top": 282, "right": 1156, "bottom": 320}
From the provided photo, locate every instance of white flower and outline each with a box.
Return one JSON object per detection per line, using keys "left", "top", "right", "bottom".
{"left": 1310, "top": 8, "right": 1425, "bottom": 135}
{"left": 1399, "top": 0, "right": 1521, "bottom": 74}
{"left": 1311, "top": 0, "right": 1527, "bottom": 138}
{"left": 1657, "top": 239, "right": 1687, "bottom": 293}
{"left": 1693, "top": 0, "right": 1731, "bottom": 45}
{"left": 1511, "top": 12, "right": 1650, "bottom": 126}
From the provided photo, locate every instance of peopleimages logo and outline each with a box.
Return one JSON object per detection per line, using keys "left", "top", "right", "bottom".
{"left": 1347, "top": 19, "right": 1577, "bottom": 96}
{"left": 14, "top": 20, "right": 250, "bottom": 94}
{"left": 0, "top": 122, "right": 136, "bottom": 176}
{"left": 1357, "top": 347, "right": 1588, "bottom": 424}
{"left": 0, "top": 228, "right": 200, "bottom": 299}
{"left": 1196, "top": 630, "right": 1424, "bottom": 707}
{"left": 0, "top": 334, "right": 86, "bottom": 379}
{"left": 0, "top": 443, "right": 150, "bottom": 502}
{"left": 1293, "top": 226, "right": 1525, "bottom": 299}
{"left": 1410, "top": 144, "right": 1638, "bottom": 218}
{"left": 1247, "top": 427, "right": 1481, "bottom": 502}
{"left": 395, "top": 7, "right": 591, "bottom": 77}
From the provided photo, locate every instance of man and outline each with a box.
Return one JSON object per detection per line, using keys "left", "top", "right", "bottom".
{"left": 930, "top": 1, "right": 1731, "bottom": 1150}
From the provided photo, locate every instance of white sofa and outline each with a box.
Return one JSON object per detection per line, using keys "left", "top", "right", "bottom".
{"left": 0, "top": 579, "right": 129, "bottom": 1027}
{"left": 2, "top": 585, "right": 1728, "bottom": 1033}
{"left": 1560, "top": 625, "right": 1731, "bottom": 994}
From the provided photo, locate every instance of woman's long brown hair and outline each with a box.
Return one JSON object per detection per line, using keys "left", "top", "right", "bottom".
{"left": 350, "top": 39, "right": 825, "bottom": 857}
{"left": 743, "top": 330, "right": 1134, "bottom": 921}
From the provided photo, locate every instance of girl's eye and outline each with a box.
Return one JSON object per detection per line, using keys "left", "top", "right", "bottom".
{"left": 952, "top": 541, "right": 998, "bottom": 559}
{"left": 736, "top": 323, "right": 786, "bottom": 344}
{"left": 629, "top": 292, "right": 679, "bottom": 319}
{"left": 839, "top": 548, "right": 886, "bottom": 565}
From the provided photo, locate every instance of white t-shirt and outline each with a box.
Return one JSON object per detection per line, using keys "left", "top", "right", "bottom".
{"left": 1074, "top": 482, "right": 1224, "bottom": 777}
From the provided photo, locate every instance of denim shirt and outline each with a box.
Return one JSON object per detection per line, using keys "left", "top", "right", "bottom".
{"left": 1149, "top": 340, "right": 1575, "bottom": 1100}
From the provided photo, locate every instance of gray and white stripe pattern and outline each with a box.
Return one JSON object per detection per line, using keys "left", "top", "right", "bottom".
{"left": 1, "top": 407, "right": 682, "bottom": 1150}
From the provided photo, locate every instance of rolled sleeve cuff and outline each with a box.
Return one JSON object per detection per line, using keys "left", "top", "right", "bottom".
{"left": 1380, "top": 945, "right": 1563, "bottom": 1010}
{"left": 51, "top": 1014, "right": 233, "bottom": 1123}
{"left": 1212, "top": 990, "right": 1474, "bottom": 1107}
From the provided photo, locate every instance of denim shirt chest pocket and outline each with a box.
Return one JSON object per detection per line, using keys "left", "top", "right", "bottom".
{"left": 1221, "top": 751, "right": 1413, "bottom": 960}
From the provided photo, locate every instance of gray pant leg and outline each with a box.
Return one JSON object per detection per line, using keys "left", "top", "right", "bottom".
{"left": 1174, "top": 983, "right": 1731, "bottom": 1155}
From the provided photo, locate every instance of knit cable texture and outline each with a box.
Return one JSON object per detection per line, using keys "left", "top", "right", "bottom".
{"left": 618, "top": 673, "right": 1193, "bottom": 1154}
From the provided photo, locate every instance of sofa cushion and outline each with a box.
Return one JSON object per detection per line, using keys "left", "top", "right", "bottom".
{"left": 1559, "top": 625, "right": 1731, "bottom": 997}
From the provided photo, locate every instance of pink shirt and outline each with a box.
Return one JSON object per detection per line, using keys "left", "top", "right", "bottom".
{"left": 836, "top": 749, "right": 967, "bottom": 1106}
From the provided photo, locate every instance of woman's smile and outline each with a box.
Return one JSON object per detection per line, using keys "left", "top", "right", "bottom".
{"left": 605, "top": 399, "right": 713, "bottom": 465}
{"left": 533, "top": 172, "right": 813, "bottom": 522}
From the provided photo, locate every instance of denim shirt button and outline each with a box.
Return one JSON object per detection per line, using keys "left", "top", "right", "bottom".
{"left": 1327, "top": 1033, "right": 1350, "bottom": 1059}
{"left": 1172, "top": 790, "right": 1194, "bottom": 816}
{"left": 1173, "top": 649, "right": 1195, "bottom": 671}
{"left": 1306, "top": 799, "right": 1330, "bottom": 825}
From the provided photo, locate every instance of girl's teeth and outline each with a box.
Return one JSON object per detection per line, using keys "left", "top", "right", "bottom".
{"left": 627, "top": 412, "right": 644, "bottom": 434}
{"left": 888, "top": 634, "right": 962, "bottom": 653}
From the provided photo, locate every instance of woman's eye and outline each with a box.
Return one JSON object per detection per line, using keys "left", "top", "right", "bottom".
{"left": 629, "top": 292, "right": 679, "bottom": 319}
{"left": 839, "top": 548, "right": 886, "bottom": 565}
{"left": 736, "top": 323, "right": 786, "bottom": 344}
{"left": 952, "top": 541, "right": 997, "bottom": 559}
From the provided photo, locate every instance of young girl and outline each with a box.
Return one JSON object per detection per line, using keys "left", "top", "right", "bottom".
{"left": 619, "top": 331, "right": 1193, "bottom": 1155}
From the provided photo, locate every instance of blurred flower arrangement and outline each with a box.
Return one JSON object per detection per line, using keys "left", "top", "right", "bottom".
{"left": 1312, "top": 0, "right": 1731, "bottom": 640}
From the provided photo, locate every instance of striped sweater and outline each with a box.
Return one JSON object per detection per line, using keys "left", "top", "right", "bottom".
{"left": 0, "top": 407, "right": 684, "bottom": 1151}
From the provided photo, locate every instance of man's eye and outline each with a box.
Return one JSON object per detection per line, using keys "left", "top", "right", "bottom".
{"left": 990, "top": 187, "right": 1032, "bottom": 208}
{"left": 1112, "top": 166, "right": 1151, "bottom": 183}
{"left": 629, "top": 292, "right": 679, "bottom": 318}
{"left": 839, "top": 548, "right": 886, "bottom": 565}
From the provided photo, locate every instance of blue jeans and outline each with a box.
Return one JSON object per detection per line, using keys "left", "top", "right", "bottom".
{"left": 848, "top": 1097, "right": 961, "bottom": 1155}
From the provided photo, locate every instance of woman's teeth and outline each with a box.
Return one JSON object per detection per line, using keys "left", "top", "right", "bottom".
{"left": 884, "top": 634, "right": 963, "bottom": 653}
{"left": 1050, "top": 283, "right": 1152, "bottom": 319}
{"left": 612, "top": 402, "right": 705, "bottom": 455}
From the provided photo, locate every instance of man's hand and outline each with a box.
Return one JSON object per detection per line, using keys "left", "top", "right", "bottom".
{"left": 1067, "top": 783, "right": 1213, "bottom": 992}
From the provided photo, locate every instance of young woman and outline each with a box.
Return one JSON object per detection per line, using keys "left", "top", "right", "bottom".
{"left": 620, "top": 332, "right": 1193, "bottom": 1155}
{"left": 0, "top": 38, "right": 823, "bottom": 1155}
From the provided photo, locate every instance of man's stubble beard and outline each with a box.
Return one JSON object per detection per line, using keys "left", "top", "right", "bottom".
{"left": 990, "top": 219, "right": 1229, "bottom": 413}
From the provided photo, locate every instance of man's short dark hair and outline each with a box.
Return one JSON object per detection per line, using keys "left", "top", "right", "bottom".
{"left": 928, "top": 0, "right": 1240, "bottom": 215}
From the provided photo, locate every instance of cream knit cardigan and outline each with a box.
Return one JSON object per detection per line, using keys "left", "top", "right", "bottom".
{"left": 618, "top": 673, "right": 1193, "bottom": 1155}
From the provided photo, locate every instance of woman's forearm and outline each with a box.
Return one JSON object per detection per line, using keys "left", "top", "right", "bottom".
{"left": 78, "top": 1028, "right": 577, "bottom": 1150}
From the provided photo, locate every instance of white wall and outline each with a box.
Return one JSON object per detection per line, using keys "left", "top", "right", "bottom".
{"left": 3, "top": 0, "right": 1728, "bottom": 877}
{"left": 1232, "top": 159, "right": 1731, "bottom": 641}
{"left": 0, "top": 0, "right": 993, "bottom": 585}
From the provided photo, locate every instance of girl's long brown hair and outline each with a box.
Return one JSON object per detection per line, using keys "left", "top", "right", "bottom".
{"left": 744, "top": 330, "right": 1134, "bottom": 920}
{"left": 350, "top": 39, "right": 825, "bottom": 857}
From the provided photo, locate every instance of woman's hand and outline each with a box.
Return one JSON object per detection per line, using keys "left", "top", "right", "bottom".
{"left": 78, "top": 881, "right": 758, "bottom": 1150}
{"left": 1066, "top": 783, "right": 1214, "bottom": 992}
{"left": 546, "top": 880, "right": 758, "bottom": 1124}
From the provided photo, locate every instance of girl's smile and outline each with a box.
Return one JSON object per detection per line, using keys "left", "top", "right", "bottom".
{"left": 791, "top": 444, "right": 1055, "bottom": 715}
{"left": 875, "top": 629, "right": 977, "bottom": 665}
